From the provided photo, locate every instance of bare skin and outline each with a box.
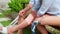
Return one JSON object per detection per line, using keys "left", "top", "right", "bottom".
{"left": 7, "top": 2, "right": 60, "bottom": 34}
{"left": 17, "top": 3, "right": 33, "bottom": 34}
{"left": 16, "top": 3, "right": 48, "bottom": 34}
{"left": 17, "top": 16, "right": 24, "bottom": 34}
{"left": 37, "top": 24, "right": 48, "bottom": 34}
{"left": 17, "top": 14, "right": 48, "bottom": 34}
{"left": 35, "top": 15, "right": 60, "bottom": 26}
{"left": 7, "top": 14, "right": 48, "bottom": 34}
{"left": 8, "top": 13, "right": 60, "bottom": 34}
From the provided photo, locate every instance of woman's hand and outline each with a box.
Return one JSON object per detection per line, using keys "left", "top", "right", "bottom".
{"left": 7, "top": 27, "right": 16, "bottom": 34}
{"left": 19, "top": 10, "right": 26, "bottom": 17}
{"left": 0, "top": 26, "right": 2, "bottom": 30}
{"left": 7, "top": 25, "right": 18, "bottom": 34}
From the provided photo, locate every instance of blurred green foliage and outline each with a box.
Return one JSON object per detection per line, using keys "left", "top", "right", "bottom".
{"left": 0, "top": 20, "right": 11, "bottom": 27}
{"left": 3, "top": 10, "right": 12, "bottom": 15}
{"left": 0, "top": 14, "right": 6, "bottom": 18}
{"left": 8, "top": 0, "right": 29, "bottom": 12}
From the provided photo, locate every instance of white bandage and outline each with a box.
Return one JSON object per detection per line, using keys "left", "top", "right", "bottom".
{"left": 1, "top": 27, "right": 8, "bottom": 34}
{"left": 25, "top": 14, "right": 34, "bottom": 24}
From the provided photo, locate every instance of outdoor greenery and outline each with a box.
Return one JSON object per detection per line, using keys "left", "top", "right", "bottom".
{"left": 0, "top": 14, "right": 6, "bottom": 18}
{"left": 8, "top": 0, "right": 29, "bottom": 12}
{"left": 0, "top": 20, "right": 11, "bottom": 27}
{"left": 0, "top": 10, "right": 12, "bottom": 18}
{"left": 3, "top": 10, "right": 12, "bottom": 15}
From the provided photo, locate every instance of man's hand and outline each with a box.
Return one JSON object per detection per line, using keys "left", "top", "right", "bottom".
{"left": 19, "top": 10, "right": 26, "bottom": 17}
{"left": 31, "top": 11, "right": 37, "bottom": 18}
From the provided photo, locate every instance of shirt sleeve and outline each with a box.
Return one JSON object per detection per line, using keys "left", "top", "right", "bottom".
{"left": 37, "top": 0, "right": 54, "bottom": 17}
{"left": 29, "top": 0, "right": 35, "bottom": 4}
{"left": 32, "top": 0, "right": 41, "bottom": 11}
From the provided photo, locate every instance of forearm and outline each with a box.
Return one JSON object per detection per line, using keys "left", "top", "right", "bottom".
{"left": 23, "top": 3, "right": 33, "bottom": 12}
{"left": 13, "top": 14, "right": 34, "bottom": 31}
{"left": 9, "top": 33, "right": 14, "bottom": 34}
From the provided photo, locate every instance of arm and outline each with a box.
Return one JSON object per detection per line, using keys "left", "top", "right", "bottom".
{"left": 22, "top": 3, "right": 33, "bottom": 12}
{"left": 31, "top": 0, "right": 41, "bottom": 18}
{"left": 19, "top": 0, "right": 35, "bottom": 16}
{"left": 20, "top": 0, "right": 35, "bottom": 12}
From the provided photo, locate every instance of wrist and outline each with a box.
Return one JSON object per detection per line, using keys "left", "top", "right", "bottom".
{"left": 23, "top": 9, "right": 27, "bottom": 12}
{"left": 31, "top": 11, "right": 37, "bottom": 18}
{"left": 10, "top": 26, "right": 17, "bottom": 32}
{"left": 23, "top": 5, "right": 31, "bottom": 12}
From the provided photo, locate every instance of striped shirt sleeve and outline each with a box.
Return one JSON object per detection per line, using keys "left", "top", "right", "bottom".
{"left": 32, "top": 0, "right": 41, "bottom": 11}
{"left": 37, "top": 0, "right": 54, "bottom": 16}
{"left": 29, "top": 0, "right": 35, "bottom": 4}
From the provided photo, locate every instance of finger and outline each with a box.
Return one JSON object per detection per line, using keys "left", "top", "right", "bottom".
{"left": 0, "top": 26, "right": 2, "bottom": 30}
{"left": 19, "top": 13, "right": 21, "bottom": 15}
{"left": 19, "top": 13, "right": 22, "bottom": 16}
{"left": 8, "top": 32, "right": 14, "bottom": 34}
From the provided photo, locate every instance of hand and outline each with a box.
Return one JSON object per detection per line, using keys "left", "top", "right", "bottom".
{"left": 31, "top": 11, "right": 37, "bottom": 18}
{"left": 19, "top": 10, "right": 26, "bottom": 17}
{"left": 0, "top": 26, "right": 2, "bottom": 30}
{"left": 7, "top": 27, "right": 15, "bottom": 34}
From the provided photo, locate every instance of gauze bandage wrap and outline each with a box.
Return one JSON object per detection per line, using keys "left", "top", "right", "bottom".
{"left": 1, "top": 27, "right": 8, "bottom": 34}
{"left": 25, "top": 14, "right": 34, "bottom": 24}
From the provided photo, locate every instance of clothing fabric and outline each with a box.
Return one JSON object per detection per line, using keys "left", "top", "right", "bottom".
{"left": 29, "top": 0, "right": 60, "bottom": 16}
{"left": 29, "top": 0, "right": 41, "bottom": 11}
